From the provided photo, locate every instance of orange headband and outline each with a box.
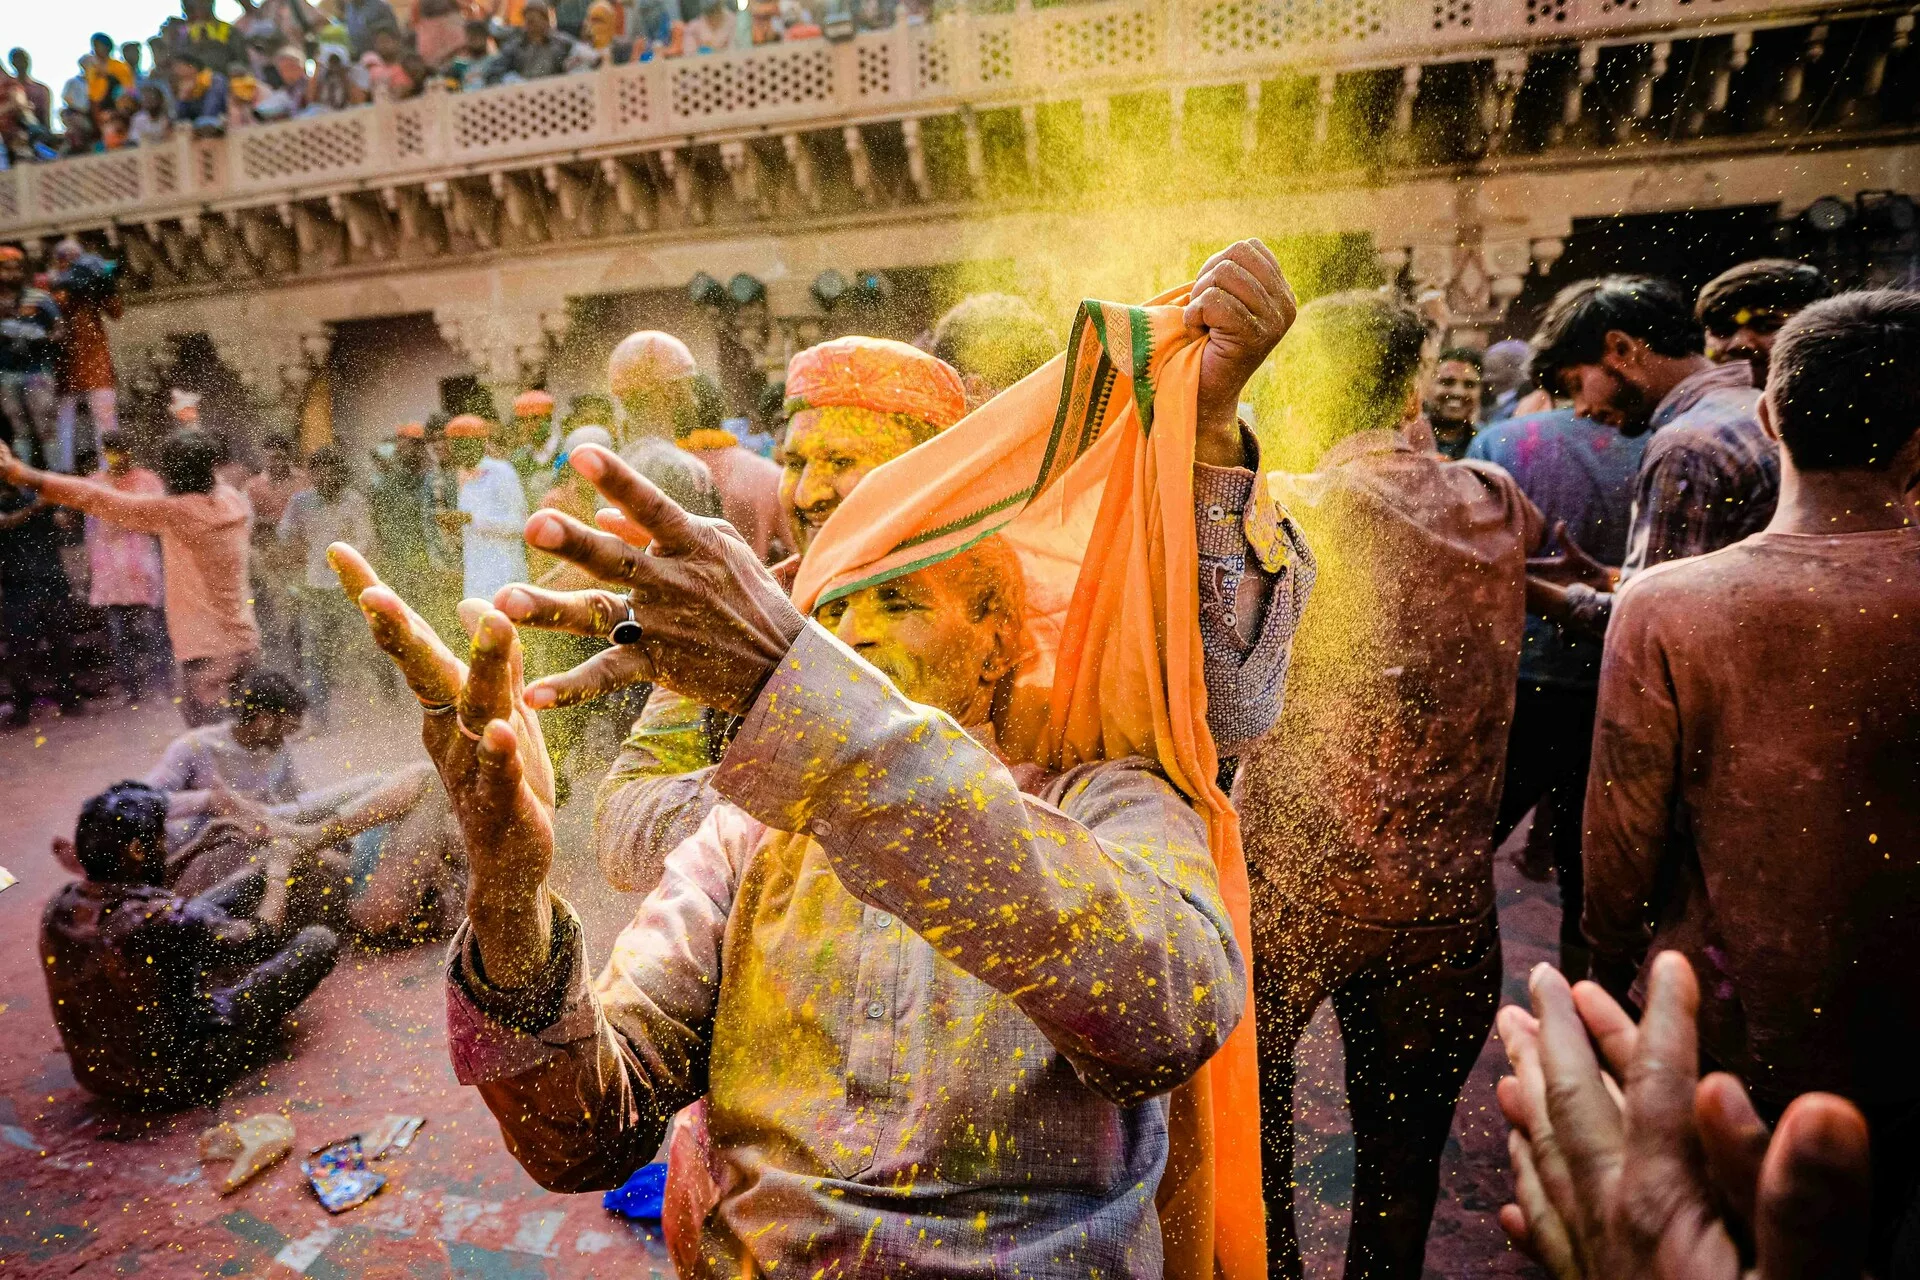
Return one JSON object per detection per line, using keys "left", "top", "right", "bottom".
{"left": 784, "top": 336, "right": 965, "bottom": 431}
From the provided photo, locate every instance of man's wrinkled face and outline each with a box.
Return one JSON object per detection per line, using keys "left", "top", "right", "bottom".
{"left": 1427, "top": 359, "right": 1483, "bottom": 426}
{"left": 812, "top": 558, "right": 1009, "bottom": 724}
{"left": 779, "top": 408, "right": 921, "bottom": 553}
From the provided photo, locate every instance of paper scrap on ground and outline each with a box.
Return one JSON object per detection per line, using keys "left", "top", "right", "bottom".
{"left": 198, "top": 1114, "right": 295, "bottom": 1194}
{"left": 363, "top": 1115, "right": 425, "bottom": 1160}
{"left": 0, "top": 866, "right": 15, "bottom": 893}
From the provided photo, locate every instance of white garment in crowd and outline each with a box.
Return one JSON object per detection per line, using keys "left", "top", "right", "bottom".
{"left": 456, "top": 455, "right": 530, "bottom": 601}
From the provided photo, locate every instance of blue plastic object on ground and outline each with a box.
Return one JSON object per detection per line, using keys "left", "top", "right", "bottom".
{"left": 603, "top": 1161, "right": 668, "bottom": 1221}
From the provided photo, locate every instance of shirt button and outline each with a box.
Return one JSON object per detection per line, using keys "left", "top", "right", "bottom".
{"left": 865, "top": 1000, "right": 887, "bottom": 1019}
{"left": 874, "top": 913, "right": 893, "bottom": 929}
{"left": 1207, "top": 503, "right": 1226, "bottom": 521}
{"left": 814, "top": 820, "right": 833, "bottom": 839}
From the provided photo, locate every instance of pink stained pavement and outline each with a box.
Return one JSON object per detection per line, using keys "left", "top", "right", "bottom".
{"left": 0, "top": 693, "right": 1547, "bottom": 1279}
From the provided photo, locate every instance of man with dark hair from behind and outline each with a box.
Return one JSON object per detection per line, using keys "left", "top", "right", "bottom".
{"left": 40, "top": 780, "right": 339, "bottom": 1108}
{"left": 1, "top": 429, "right": 260, "bottom": 726}
{"left": 1524, "top": 275, "right": 1775, "bottom": 636}
{"left": 1423, "top": 345, "right": 1484, "bottom": 459}
{"left": 1694, "top": 257, "right": 1831, "bottom": 386}
{"left": 930, "top": 292, "right": 1063, "bottom": 409}
{"left": 1239, "top": 290, "right": 1545, "bottom": 1278}
{"left": 1583, "top": 289, "right": 1920, "bottom": 1275}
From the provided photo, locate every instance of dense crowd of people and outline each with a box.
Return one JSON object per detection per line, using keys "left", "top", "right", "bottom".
{"left": 2, "top": 0, "right": 935, "bottom": 162}
{"left": 7, "top": 229, "right": 1919, "bottom": 1278}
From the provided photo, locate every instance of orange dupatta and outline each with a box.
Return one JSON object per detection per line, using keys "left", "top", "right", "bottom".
{"left": 792, "top": 288, "right": 1266, "bottom": 1280}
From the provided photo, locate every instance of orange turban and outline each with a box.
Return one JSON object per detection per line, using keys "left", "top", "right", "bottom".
{"left": 608, "top": 331, "right": 696, "bottom": 400}
{"left": 395, "top": 421, "right": 425, "bottom": 440}
{"left": 444, "top": 414, "right": 491, "bottom": 439}
{"left": 784, "top": 336, "right": 964, "bottom": 431}
{"left": 513, "top": 389, "right": 555, "bottom": 418}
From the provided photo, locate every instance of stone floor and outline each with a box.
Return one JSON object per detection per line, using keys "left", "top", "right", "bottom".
{"left": 0, "top": 684, "right": 1549, "bottom": 1278}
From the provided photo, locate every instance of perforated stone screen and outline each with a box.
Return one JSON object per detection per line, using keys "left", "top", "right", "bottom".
{"left": 38, "top": 155, "right": 143, "bottom": 215}
{"left": 240, "top": 117, "right": 369, "bottom": 181}
{"left": 151, "top": 151, "right": 180, "bottom": 196}
{"left": 669, "top": 45, "right": 836, "bottom": 119}
{"left": 0, "top": 173, "right": 21, "bottom": 222}
{"left": 1433, "top": 0, "right": 1474, "bottom": 28}
{"left": 858, "top": 44, "right": 895, "bottom": 99}
{"left": 393, "top": 104, "right": 430, "bottom": 159}
{"left": 977, "top": 28, "right": 1015, "bottom": 83}
{"left": 1195, "top": 0, "right": 1389, "bottom": 58}
{"left": 914, "top": 29, "right": 951, "bottom": 92}
{"left": 1042, "top": 5, "right": 1162, "bottom": 75}
{"left": 453, "top": 79, "right": 598, "bottom": 151}
{"left": 615, "top": 69, "right": 654, "bottom": 130}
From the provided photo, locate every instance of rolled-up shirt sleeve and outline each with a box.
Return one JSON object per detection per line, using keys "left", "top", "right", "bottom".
{"left": 592, "top": 687, "right": 726, "bottom": 895}
{"left": 445, "top": 806, "right": 752, "bottom": 1192}
{"left": 1192, "top": 433, "right": 1316, "bottom": 756}
{"left": 711, "top": 621, "right": 1245, "bottom": 1107}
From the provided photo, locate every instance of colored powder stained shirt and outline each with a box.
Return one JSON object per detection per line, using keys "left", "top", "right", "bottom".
{"left": 1469, "top": 409, "right": 1646, "bottom": 687}
{"left": 457, "top": 456, "right": 530, "bottom": 600}
{"left": 85, "top": 466, "right": 166, "bottom": 607}
{"left": 146, "top": 721, "right": 303, "bottom": 805}
{"left": 1236, "top": 431, "right": 1545, "bottom": 925}
{"left": 1584, "top": 526, "right": 1920, "bottom": 1110}
{"left": 40, "top": 877, "right": 258, "bottom": 1106}
{"left": 1563, "top": 363, "right": 1777, "bottom": 634}
{"left": 447, "top": 622, "right": 1246, "bottom": 1279}
{"left": 33, "top": 472, "right": 259, "bottom": 662}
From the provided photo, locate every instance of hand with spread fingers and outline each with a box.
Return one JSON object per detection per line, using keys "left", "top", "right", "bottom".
{"left": 1495, "top": 951, "right": 1872, "bottom": 1280}
{"left": 328, "top": 541, "right": 559, "bottom": 987}
{"left": 1186, "top": 238, "right": 1299, "bottom": 467}
{"left": 491, "top": 443, "right": 806, "bottom": 717}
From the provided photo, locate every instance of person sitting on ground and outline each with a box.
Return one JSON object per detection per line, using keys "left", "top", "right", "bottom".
{"left": 1422, "top": 345, "right": 1485, "bottom": 460}
{"left": 333, "top": 239, "right": 1304, "bottom": 1278}
{"left": 143, "top": 666, "right": 465, "bottom": 938}
{"left": 1581, "top": 289, "right": 1920, "bottom": 1273}
{"left": 1693, "top": 257, "right": 1831, "bottom": 387}
{"left": 929, "top": 290, "right": 1063, "bottom": 409}
{"left": 680, "top": 373, "right": 786, "bottom": 563}
{"left": 0, "top": 429, "right": 259, "bottom": 727}
{"left": 1497, "top": 951, "right": 1874, "bottom": 1280}
{"left": 41, "top": 781, "right": 341, "bottom": 1109}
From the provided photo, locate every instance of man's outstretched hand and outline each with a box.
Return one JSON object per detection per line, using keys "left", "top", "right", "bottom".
{"left": 1495, "top": 951, "right": 1872, "bottom": 1280}
{"left": 1186, "top": 238, "right": 1298, "bottom": 467}
{"left": 329, "top": 542, "right": 559, "bottom": 988}
{"left": 493, "top": 444, "right": 806, "bottom": 716}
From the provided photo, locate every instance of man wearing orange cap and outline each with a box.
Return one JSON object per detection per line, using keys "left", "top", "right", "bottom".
{"left": 508, "top": 389, "right": 556, "bottom": 496}
{"left": 433, "top": 413, "right": 528, "bottom": 601}
{"left": 331, "top": 240, "right": 1313, "bottom": 1280}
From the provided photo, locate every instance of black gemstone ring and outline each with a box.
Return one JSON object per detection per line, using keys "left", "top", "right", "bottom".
{"left": 610, "top": 599, "right": 644, "bottom": 646}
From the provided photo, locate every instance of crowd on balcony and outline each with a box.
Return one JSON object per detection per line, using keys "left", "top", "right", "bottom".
{"left": 0, "top": 0, "right": 935, "bottom": 164}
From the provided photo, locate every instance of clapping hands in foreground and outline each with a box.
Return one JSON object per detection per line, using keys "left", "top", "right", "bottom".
{"left": 1497, "top": 951, "right": 1872, "bottom": 1280}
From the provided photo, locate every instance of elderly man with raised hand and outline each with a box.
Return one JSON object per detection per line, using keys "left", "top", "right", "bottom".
{"left": 332, "top": 240, "right": 1312, "bottom": 1280}
{"left": 585, "top": 281, "right": 1307, "bottom": 901}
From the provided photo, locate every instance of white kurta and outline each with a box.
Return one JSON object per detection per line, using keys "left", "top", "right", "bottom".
{"left": 457, "top": 456, "right": 530, "bottom": 601}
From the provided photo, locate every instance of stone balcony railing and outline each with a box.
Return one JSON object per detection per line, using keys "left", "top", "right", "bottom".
{"left": 1, "top": 0, "right": 1897, "bottom": 248}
